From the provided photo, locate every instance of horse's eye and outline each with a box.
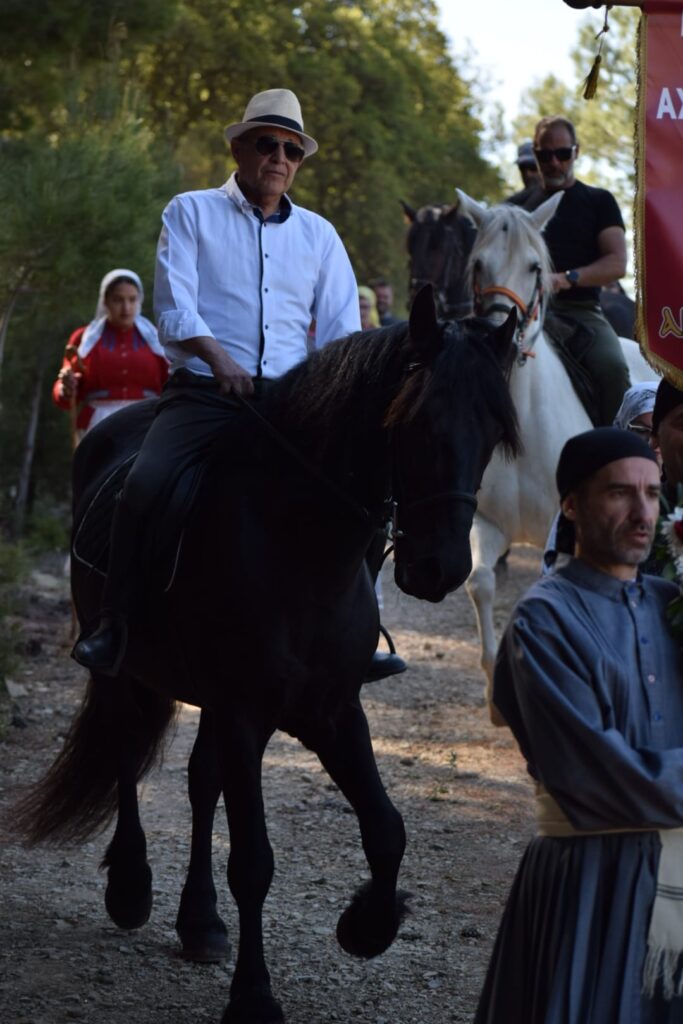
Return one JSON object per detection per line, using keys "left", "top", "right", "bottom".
{"left": 474, "top": 259, "right": 482, "bottom": 273}
{"left": 530, "top": 261, "right": 541, "bottom": 273}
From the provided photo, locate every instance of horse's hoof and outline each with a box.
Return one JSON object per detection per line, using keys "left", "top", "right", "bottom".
{"left": 221, "top": 987, "right": 284, "bottom": 1024}
{"left": 179, "top": 926, "right": 231, "bottom": 963}
{"left": 105, "top": 861, "right": 153, "bottom": 930}
{"left": 336, "top": 884, "right": 411, "bottom": 959}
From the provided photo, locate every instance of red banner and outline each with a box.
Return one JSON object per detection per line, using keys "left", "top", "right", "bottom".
{"left": 637, "top": 2, "right": 683, "bottom": 384}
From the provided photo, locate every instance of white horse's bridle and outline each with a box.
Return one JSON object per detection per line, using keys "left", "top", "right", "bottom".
{"left": 473, "top": 266, "right": 545, "bottom": 366}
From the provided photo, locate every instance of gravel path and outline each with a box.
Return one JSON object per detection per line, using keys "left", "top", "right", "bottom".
{"left": 1, "top": 549, "right": 539, "bottom": 1024}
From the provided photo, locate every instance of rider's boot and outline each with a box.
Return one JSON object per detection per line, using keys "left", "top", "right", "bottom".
{"left": 364, "top": 625, "right": 407, "bottom": 683}
{"left": 72, "top": 613, "right": 128, "bottom": 677}
{"left": 365, "top": 649, "right": 407, "bottom": 682}
{"left": 72, "top": 500, "right": 140, "bottom": 677}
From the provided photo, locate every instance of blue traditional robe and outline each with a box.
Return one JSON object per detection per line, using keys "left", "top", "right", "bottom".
{"left": 475, "top": 558, "right": 683, "bottom": 1024}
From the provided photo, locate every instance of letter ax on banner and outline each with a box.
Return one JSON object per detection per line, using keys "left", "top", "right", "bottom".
{"left": 636, "top": 1, "right": 683, "bottom": 385}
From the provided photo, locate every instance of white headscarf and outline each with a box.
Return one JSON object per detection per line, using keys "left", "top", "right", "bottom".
{"left": 612, "top": 381, "right": 660, "bottom": 430}
{"left": 78, "top": 268, "right": 166, "bottom": 359}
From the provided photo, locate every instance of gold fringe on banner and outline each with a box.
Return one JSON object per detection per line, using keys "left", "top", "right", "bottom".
{"left": 582, "top": 5, "right": 612, "bottom": 100}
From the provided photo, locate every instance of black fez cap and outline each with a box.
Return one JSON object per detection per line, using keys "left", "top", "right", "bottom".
{"left": 652, "top": 377, "right": 683, "bottom": 434}
{"left": 556, "top": 426, "right": 659, "bottom": 500}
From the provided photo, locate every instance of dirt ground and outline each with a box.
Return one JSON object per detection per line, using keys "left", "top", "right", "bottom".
{"left": 0, "top": 547, "right": 540, "bottom": 1024}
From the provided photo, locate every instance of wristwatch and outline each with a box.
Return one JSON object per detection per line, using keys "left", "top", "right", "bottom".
{"left": 564, "top": 269, "right": 581, "bottom": 286}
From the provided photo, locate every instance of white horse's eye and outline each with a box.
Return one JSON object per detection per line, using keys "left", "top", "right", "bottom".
{"left": 530, "top": 261, "right": 541, "bottom": 273}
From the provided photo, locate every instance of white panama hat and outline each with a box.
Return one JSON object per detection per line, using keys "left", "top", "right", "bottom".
{"left": 224, "top": 88, "right": 318, "bottom": 157}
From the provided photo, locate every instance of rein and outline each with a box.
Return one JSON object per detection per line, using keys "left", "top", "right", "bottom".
{"left": 233, "top": 391, "right": 377, "bottom": 527}
{"left": 234, "top": 375, "right": 478, "bottom": 552}
{"left": 473, "top": 266, "right": 544, "bottom": 366}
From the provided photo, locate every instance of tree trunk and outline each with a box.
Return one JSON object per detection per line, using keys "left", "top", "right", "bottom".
{"left": 12, "top": 354, "right": 47, "bottom": 538}
{"left": 0, "top": 267, "right": 32, "bottom": 386}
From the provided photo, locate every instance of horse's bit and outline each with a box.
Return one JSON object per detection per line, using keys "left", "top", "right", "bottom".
{"left": 473, "top": 266, "right": 544, "bottom": 366}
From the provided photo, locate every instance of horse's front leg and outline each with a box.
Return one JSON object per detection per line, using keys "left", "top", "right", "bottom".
{"left": 217, "top": 714, "right": 282, "bottom": 1024}
{"left": 466, "top": 513, "right": 509, "bottom": 725}
{"left": 176, "top": 708, "right": 230, "bottom": 962}
{"left": 301, "top": 698, "right": 408, "bottom": 959}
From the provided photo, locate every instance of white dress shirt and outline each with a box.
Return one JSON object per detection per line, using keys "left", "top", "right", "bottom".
{"left": 154, "top": 173, "right": 361, "bottom": 379}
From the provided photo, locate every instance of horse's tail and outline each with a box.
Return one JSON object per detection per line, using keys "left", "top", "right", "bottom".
{"left": 12, "top": 676, "right": 177, "bottom": 845}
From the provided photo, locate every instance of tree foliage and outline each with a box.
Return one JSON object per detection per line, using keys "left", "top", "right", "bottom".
{"left": 1, "top": 0, "right": 502, "bottom": 533}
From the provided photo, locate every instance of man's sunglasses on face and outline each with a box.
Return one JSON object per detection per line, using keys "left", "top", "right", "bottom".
{"left": 534, "top": 145, "right": 577, "bottom": 164}
{"left": 252, "top": 135, "right": 306, "bottom": 163}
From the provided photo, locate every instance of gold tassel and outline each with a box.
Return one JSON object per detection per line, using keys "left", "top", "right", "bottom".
{"left": 582, "top": 54, "right": 602, "bottom": 100}
{"left": 582, "top": 6, "right": 611, "bottom": 101}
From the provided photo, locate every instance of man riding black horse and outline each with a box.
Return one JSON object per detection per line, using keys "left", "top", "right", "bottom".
{"left": 74, "top": 87, "right": 406, "bottom": 682}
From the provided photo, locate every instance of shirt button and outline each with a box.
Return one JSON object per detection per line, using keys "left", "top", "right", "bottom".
{"left": 265, "top": 325, "right": 269, "bottom": 330}
{"left": 653, "top": 712, "right": 663, "bottom": 722}
{"left": 264, "top": 287, "right": 269, "bottom": 292}
{"left": 630, "top": 601, "right": 637, "bottom": 609}
{"left": 263, "top": 360, "right": 268, "bottom": 366}
{"left": 641, "top": 637, "right": 649, "bottom": 644}
{"left": 648, "top": 674, "right": 656, "bottom": 684}
{"left": 264, "top": 254, "right": 269, "bottom": 258}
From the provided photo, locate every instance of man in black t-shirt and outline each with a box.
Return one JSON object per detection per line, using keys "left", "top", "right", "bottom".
{"left": 519, "top": 115, "right": 630, "bottom": 425}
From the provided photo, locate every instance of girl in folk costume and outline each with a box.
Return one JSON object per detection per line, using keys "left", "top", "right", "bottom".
{"left": 52, "top": 268, "right": 168, "bottom": 440}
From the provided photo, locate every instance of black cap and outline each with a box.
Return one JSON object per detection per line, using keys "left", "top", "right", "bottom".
{"left": 516, "top": 141, "right": 536, "bottom": 167}
{"left": 652, "top": 377, "right": 683, "bottom": 434}
{"left": 556, "top": 427, "right": 659, "bottom": 500}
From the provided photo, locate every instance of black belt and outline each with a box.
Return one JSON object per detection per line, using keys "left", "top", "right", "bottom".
{"left": 168, "top": 369, "right": 275, "bottom": 394}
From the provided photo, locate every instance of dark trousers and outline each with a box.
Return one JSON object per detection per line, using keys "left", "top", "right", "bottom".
{"left": 551, "top": 298, "right": 631, "bottom": 425}
{"left": 101, "top": 372, "right": 253, "bottom": 615}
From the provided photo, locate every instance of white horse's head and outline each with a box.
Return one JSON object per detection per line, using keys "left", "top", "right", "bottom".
{"left": 455, "top": 188, "right": 563, "bottom": 362}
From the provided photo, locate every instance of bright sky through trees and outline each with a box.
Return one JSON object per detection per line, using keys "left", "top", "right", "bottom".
{"left": 435, "top": 0, "right": 595, "bottom": 121}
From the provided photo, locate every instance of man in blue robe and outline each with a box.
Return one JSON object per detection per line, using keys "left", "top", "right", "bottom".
{"left": 476, "top": 427, "right": 683, "bottom": 1023}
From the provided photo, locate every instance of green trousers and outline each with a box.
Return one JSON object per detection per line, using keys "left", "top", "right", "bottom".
{"left": 551, "top": 297, "right": 631, "bottom": 426}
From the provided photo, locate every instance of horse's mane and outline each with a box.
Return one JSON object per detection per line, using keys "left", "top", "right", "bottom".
{"left": 267, "top": 318, "right": 519, "bottom": 460}
{"left": 467, "top": 203, "right": 554, "bottom": 304}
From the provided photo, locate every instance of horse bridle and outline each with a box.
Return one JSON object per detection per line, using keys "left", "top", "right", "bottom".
{"left": 389, "top": 400, "right": 478, "bottom": 547}
{"left": 409, "top": 217, "right": 472, "bottom": 319}
{"left": 473, "top": 265, "right": 544, "bottom": 366}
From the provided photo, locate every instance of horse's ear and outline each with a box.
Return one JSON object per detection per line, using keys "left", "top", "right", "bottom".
{"left": 529, "top": 190, "right": 563, "bottom": 233}
{"left": 400, "top": 199, "right": 417, "bottom": 223}
{"left": 408, "top": 284, "right": 441, "bottom": 360}
{"left": 489, "top": 307, "right": 518, "bottom": 368}
{"left": 454, "top": 188, "right": 486, "bottom": 229}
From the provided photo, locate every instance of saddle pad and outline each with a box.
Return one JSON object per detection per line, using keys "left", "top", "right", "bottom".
{"left": 72, "top": 454, "right": 137, "bottom": 577}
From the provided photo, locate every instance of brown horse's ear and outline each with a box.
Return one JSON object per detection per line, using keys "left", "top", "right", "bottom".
{"left": 490, "top": 308, "right": 518, "bottom": 369}
{"left": 399, "top": 199, "right": 416, "bottom": 224}
{"left": 408, "top": 284, "right": 441, "bottom": 362}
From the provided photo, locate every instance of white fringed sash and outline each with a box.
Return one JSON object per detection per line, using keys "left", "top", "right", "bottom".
{"left": 535, "top": 784, "right": 683, "bottom": 1000}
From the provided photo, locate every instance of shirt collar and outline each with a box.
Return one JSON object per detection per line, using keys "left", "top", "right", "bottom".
{"left": 558, "top": 557, "right": 645, "bottom": 602}
{"left": 222, "top": 171, "right": 293, "bottom": 223}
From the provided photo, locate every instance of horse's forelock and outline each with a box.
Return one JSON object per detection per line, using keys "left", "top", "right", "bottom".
{"left": 468, "top": 204, "right": 553, "bottom": 297}
{"left": 387, "top": 320, "right": 519, "bottom": 457}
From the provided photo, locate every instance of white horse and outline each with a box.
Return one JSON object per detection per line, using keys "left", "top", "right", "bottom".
{"left": 455, "top": 190, "right": 656, "bottom": 724}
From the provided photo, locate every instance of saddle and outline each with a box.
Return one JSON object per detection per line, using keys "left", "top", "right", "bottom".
{"left": 543, "top": 312, "right": 600, "bottom": 427}
{"left": 71, "top": 400, "right": 205, "bottom": 592}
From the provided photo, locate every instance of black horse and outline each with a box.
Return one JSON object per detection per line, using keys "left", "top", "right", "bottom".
{"left": 403, "top": 200, "right": 476, "bottom": 318}
{"left": 15, "top": 288, "right": 519, "bottom": 1024}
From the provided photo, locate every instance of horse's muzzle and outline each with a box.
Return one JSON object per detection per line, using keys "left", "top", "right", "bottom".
{"left": 394, "top": 550, "right": 472, "bottom": 603}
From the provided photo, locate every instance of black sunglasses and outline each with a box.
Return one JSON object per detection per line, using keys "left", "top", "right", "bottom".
{"left": 534, "top": 145, "right": 576, "bottom": 164}
{"left": 252, "top": 135, "right": 306, "bottom": 163}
